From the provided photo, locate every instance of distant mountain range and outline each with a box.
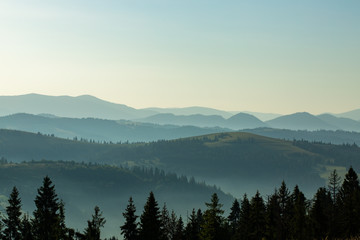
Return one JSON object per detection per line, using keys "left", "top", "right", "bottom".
{"left": 0, "top": 113, "right": 229, "bottom": 142}
{"left": 0, "top": 94, "right": 360, "bottom": 133}
{"left": 0, "top": 94, "right": 155, "bottom": 120}
{"left": 1, "top": 113, "right": 360, "bottom": 145}
{"left": 136, "top": 112, "right": 267, "bottom": 129}
{"left": 138, "top": 112, "right": 360, "bottom": 132}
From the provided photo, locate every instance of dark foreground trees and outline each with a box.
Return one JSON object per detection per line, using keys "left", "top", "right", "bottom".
{"left": 32, "top": 176, "right": 62, "bottom": 240}
{"left": 1, "top": 167, "right": 360, "bottom": 240}
{"left": 3, "top": 187, "right": 22, "bottom": 240}
{"left": 139, "top": 191, "right": 163, "bottom": 240}
{"left": 121, "top": 197, "right": 138, "bottom": 240}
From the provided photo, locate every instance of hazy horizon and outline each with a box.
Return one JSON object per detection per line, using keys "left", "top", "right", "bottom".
{"left": 1, "top": 92, "right": 359, "bottom": 116}
{"left": 1, "top": 1, "right": 359, "bottom": 115}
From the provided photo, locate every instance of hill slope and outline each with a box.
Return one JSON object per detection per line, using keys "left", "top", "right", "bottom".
{"left": 2, "top": 129, "right": 359, "bottom": 197}
{"left": 0, "top": 160, "right": 232, "bottom": 238}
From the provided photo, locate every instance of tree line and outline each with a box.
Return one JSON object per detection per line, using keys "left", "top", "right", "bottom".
{"left": 1, "top": 167, "right": 360, "bottom": 240}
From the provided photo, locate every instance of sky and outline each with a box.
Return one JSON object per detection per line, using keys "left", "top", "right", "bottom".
{"left": 0, "top": 0, "right": 359, "bottom": 114}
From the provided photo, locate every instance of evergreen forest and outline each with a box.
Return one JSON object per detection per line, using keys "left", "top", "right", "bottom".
{"left": 1, "top": 167, "right": 360, "bottom": 240}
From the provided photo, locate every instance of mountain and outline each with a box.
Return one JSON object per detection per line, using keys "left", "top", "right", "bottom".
{"left": 137, "top": 113, "right": 266, "bottom": 130}
{"left": 0, "top": 94, "right": 155, "bottom": 120}
{"left": 2, "top": 129, "right": 360, "bottom": 197}
{"left": 335, "top": 108, "right": 360, "bottom": 121}
{"left": 0, "top": 160, "right": 232, "bottom": 238}
{"left": 317, "top": 114, "right": 360, "bottom": 132}
{"left": 143, "top": 106, "right": 234, "bottom": 118}
{"left": 241, "top": 111, "right": 282, "bottom": 121}
{"left": 266, "top": 112, "right": 338, "bottom": 131}
{"left": 226, "top": 113, "right": 267, "bottom": 129}
{"left": 0, "top": 113, "right": 229, "bottom": 142}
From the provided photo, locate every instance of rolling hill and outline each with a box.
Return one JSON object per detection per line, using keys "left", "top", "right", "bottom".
{"left": 1, "top": 129, "right": 360, "bottom": 197}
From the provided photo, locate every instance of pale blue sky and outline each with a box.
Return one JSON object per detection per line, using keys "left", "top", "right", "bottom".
{"left": 1, "top": 0, "right": 359, "bottom": 114}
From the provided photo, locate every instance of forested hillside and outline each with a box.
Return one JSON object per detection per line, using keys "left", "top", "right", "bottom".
{"left": 0, "top": 160, "right": 232, "bottom": 238}
{"left": 1, "top": 166, "right": 360, "bottom": 240}
{"left": 1, "top": 129, "right": 360, "bottom": 197}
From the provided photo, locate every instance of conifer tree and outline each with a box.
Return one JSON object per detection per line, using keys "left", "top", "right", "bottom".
{"left": 139, "top": 192, "right": 163, "bottom": 240}
{"left": 200, "top": 193, "right": 226, "bottom": 240}
{"left": 84, "top": 206, "right": 106, "bottom": 240}
{"left": 173, "top": 216, "right": 184, "bottom": 240}
{"left": 32, "top": 176, "right": 61, "bottom": 240}
{"left": 278, "top": 181, "right": 292, "bottom": 240}
{"left": 238, "top": 194, "right": 251, "bottom": 240}
{"left": 20, "top": 214, "right": 33, "bottom": 240}
{"left": 161, "top": 203, "right": 174, "bottom": 240}
{"left": 265, "top": 190, "right": 281, "bottom": 240}
{"left": 121, "top": 197, "right": 139, "bottom": 240}
{"left": 249, "top": 191, "right": 266, "bottom": 240}
{"left": 289, "top": 185, "right": 308, "bottom": 240}
{"left": 227, "top": 199, "right": 240, "bottom": 236}
{"left": 310, "top": 187, "right": 332, "bottom": 240}
{"left": 328, "top": 169, "right": 341, "bottom": 204}
{"left": 185, "top": 209, "right": 200, "bottom": 240}
{"left": 328, "top": 169, "right": 341, "bottom": 238}
{"left": 337, "top": 167, "right": 360, "bottom": 237}
{"left": 3, "top": 186, "right": 22, "bottom": 240}
{"left": 59, "top": 200, "right": 74, "bottom": 240}
{"left": 168, "top": 210, "right": 178, "bottom": 240}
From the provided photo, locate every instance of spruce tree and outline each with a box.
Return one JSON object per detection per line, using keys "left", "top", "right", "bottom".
{"left": 249, "top": 191, "right": 266, "bottom": 240}
{"left": 278, "top": 181, "right": 292, "bottom": 240}
{"left": 328, "top": 169, "right": 341, "bottom": 204}
{"left": 200, "top": 193, "right": 226, "bottom": 240}
{"left": 328, "top": 169, "right": 341, "bottom": 238}
{"left": 238, "top": 194, "right": 251, "bottom": 240}
{"left": 160, "top": 203, "right": 172, "bottom": 240}
{"left": 337, "top": 166, "right": 360, "bottom": 237}
{"left": 227, "top": 199, "right": 240, "bottom": 236}
{"left": 121, "top": 197, "right": 139, "bottom": 240}
{"left": 20, "top": 214, "right": 33, "bottom": 240}
{"left": 289, "top": 185, "right": 308, "bottom": 240}
{"left": 139, "top": 192, "right": 163, "bottom": 240}
{"left": 32, "top": 176, "right": 61, "bottom": 240}
{"left": 84, "top": 206, "right": 106, "bottom": 240}
{"left": 173, "top": 216, "right": 184, "bottom": 240}
{"left": 3, "top": 186, "right": 22, "bottom": 240}
{"left": 185, "top": 209, "right": 200, "bottom": 240}
{"left": 168, "top": 210, "right": 179, "bottom": 240}
{"left": 265, "top": 190, "right": 281, "bottom": 240}
{"left": 310, "top": 187, "right": 332, "bottom": 240}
